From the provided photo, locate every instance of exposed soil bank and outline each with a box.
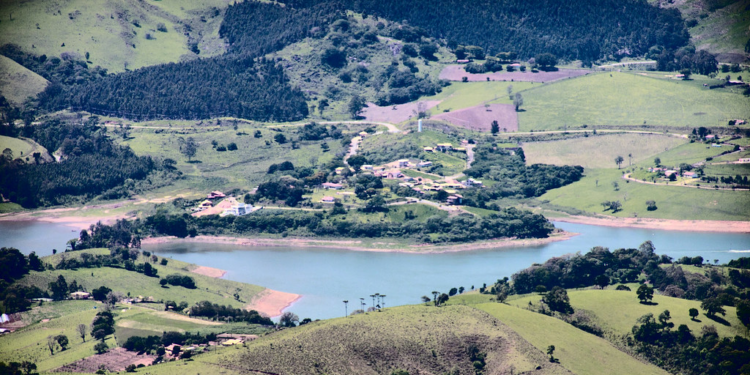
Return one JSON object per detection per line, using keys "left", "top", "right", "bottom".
{"left": 554, "top": 215, "right": 750, "bottom": 233}
{"left": 246, "top": 289, "right": 302, "bottom": 318}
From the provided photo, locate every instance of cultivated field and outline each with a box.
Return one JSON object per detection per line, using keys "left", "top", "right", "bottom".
{"left": 0, "top": 134, "right": 35, "bottom": 158}
{"left": 439, "top": 65, "right": 591, "bottom": 82}
{"left": 510, "top": 288, "right": 745, "bottom": 338}
{"left": 56, "top": 347, "right": 156, "bottom": 373}
{"left": 421, "top": 81, "right": 538, "bottom": 112}
{"left": 0, "top": 0, "right": 232, "bottom": 72}
{"left": 0, "top": 55, "right": 48, "bottom": 105}
{"left": 517, "top": 72, "right": 750, "bottom": 131}
{"left": 362, "top": 100, "right": 441, "bottom": 124}
{"left": 432, "top": 103, "right": 518, "bottom": 132}
{"left": 523, "top": 133, "right": 688, "bottom": 169}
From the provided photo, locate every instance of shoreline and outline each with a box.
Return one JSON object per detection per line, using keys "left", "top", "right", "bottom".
{"left": 553, "top": 215, "right": 750, "bottom": 233}
{"left": 140, "top": 231, "right": 578, "bottom": 253}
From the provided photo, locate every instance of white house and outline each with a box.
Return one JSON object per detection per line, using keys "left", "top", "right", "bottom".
{"left": 221, "top": 203, "right": 254, "bottom": 217}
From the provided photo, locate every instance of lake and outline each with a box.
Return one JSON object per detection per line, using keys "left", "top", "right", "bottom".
{"left": 2, "top": 220, "right": 749, "bottom": 320}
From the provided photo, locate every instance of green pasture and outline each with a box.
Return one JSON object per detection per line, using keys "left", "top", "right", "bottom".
{"left": 539, "top": 168, "right": 750, "bottom": 221}
{"left": 523, "top": 133, "right": 687, "bottom": 169}
{"left": 711, "top": 149, "right": 750, "bottom": 163}
{"left": 475, "top": 303, "right": 669, "bottom": 375}
{"left": 510, "top": 289, "right": 745, "bottom": 338}
{"left": 728, "top": 137, "right": 750, "bottom": 146}
{"left": 420, "top": 81, "right": 538, "bottom": 112}
{"left": 703, "top": 163, "right": 750, "bottom": 177}
{"left": 0, "top": 55, "right": 48, "bottom": 105}
{"left": 0, "top": 135, "right": 35, "bottom": 159}
{"left": 648, "top": 142, "right": 735, "bottom": 166}
{"left": 0, "top": 0, "right": 234, "bottom": 73}
{"left": 517, "top": 72, "right": 750, "bottom": 131}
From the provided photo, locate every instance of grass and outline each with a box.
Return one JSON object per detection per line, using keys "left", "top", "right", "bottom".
{"left": 652, "top": 142, "right": 736, "bottom": 166}
{"left": 474, "top": 303, "right": 669, "bottom": 375}
{"left": 538, "top": 168, "right": 750, "bottom": 220}
{"left": 18, "top": 249, "right": 266, "bottom": 309}
{"left": 0, "top": 202, "right": 24, "bottom": 213}
{"left": 517, "top": 72, "right": 750, "bottom": 131}
{"left": 510, "top": 288, "right": 745, "bottom": 338}
{"left": 703, "top": 163, "right": 750, "bottom": 177}
{"left": 0, "top": 0, "right": 231, "bottom": 73}
{"left": 523, "top": 133, "right": 687, "bottom": 169}
{"left": 385, "top": 203, "right": 447, "bottom": 223}
{"left": 160, "top": 304, "right": 569, "bottom": 375}
{"left": 0, "top": 55, "right": 48, "bottom": 105}
{"left": 0, "top": 134, "right": 36, "bottom": 158}
{"left": 681, "top": 0, "right": 750, "bottom": 58}
{"left": 420, "top": 80, "right": 538, "bottom": 112}
{"left": 357, "top": 130, "right": 467, "bottom": 174}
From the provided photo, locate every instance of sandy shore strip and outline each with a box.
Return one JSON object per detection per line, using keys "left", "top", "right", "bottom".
{"left": 141, "top": 231, "right": 577, "bottom": 253}
{"left": 554, "top": 215, "right": 750, "bottom": 233}
{"left": 246, "top": 289, "right": 301, "bottom": 318}
{"left": 190, "top": 265, "right": 227, "bottom": 278}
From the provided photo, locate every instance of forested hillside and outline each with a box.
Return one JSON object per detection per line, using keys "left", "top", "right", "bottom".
{"left": 280, "top": 0, "right": 690, "bottom": 62}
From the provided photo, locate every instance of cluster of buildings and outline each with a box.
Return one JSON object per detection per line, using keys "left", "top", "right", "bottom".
{"left": 648, "top": 167, "right": 698, "bottom": 179}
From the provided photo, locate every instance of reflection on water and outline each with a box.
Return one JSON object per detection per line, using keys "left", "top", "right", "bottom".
{"left": 1, "top": 219, "right": 748, "bottom": 319}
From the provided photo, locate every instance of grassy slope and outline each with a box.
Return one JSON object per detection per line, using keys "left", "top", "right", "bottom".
{"left": 539, "top": 167, "right": 750, "bottom": 220}
{"left": 510, "top": 288, "right": 745, "bottom": 338}
{"left": 0, "top": 0, "right": 231, "bottom": 72}
{"left": 158, "top": 305, "right": 568, "bottom": 375}
{"left": 523, "top": 133, "right": 688, "bottom": 169}
{"left": 420, "top": 81, "right": 538, "bottom": 113}
{"left": 357, "top": 130, "right": 467, "bottom": 174}
{"left": 517, "top": 72, "right": 750, "bottom": 131}
{"left": 0, "top": 55, "right": 48, "bottom": 105}
{"left": 18, "top": 249, "right": 266, "bottom": 309}
{"left": 0, "top": 134, "right": 35, "bottom": 158}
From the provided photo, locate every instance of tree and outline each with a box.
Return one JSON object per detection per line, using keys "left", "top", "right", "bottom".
{"left": 321, "top": 48, "right": 347, "bottom": 68}
{"left": 513, "top": 93, "right": 524, "bottom": 111}
{"left": 279, "top": 311, "right": 299, "bottom": 327}
{"left": 491, "top": 120, "right": 499, "bottom": 135}
{"left": 181, "top": 137, "right": 198, "bottom": 161}
{"left": 646, "top": 200, "right": 657, "bottom": 211}
{"left": 654, "top": 157, "right": 661, "bottom": 167}
{"left": 680, "top": 68, "right": 691, "bottom": 80}
{"left": 421, "top": 295, "right": 431, "bottom": 304}
{"left": 546, "top": 345, "right": 556, "bottom": 362}
{"left": 253, "top": 130, "right": 262, "bottom": 138}
{"left": 437, "top": 293, "right": 449, "bottom": 306}
{"left": 318, "top": 99, "right": 329, "bottom": 115}
{"left": 689, "top": 307, "right": 699, "bottom": 321}
{"left": 637, "top": 284, "right": 654, "bottom": 304}
{"left": 614, "top": 155, "right": 624, "bottom": 169}
{"left": 535, "top": 53, "right": 558, "bottom": 69}
{"left": 506, "top": 84, "right": 513, "bottom": 98}
{"left": 449, "top": 287, "right": 458, "bottom": 296}
{"left": 365, "top": 195, "right": 388, "bottom": 212}
{"left": 347, "top": 155, "right": 368, "bottom": 171}
{"left": 658, "top": 310, "right": 674, "bottom": 330}
{"left": 542, "top": 286, "right": 573, "bottom": 314}
{"left": 595, "top": 274, "right": 609, "bottom": 289}
{"left": 701, "top": 298, "right": 726, "bottom": 317}
{"left": 77, "top": 324, "right": 87, "bottom": 342}
{"left": 736, "top": 300, "right": 750, "bottom": 334}
{"left": 56, "top": 335, "right": 69, "bottom": 351}
{"left": 49, "top": 275, "right": 68, "bottom": 300}
{"left": 91, "top": 286, "right": 111, "bottom": 301}
{"left": 274, "top": 133, "right": 287, "bottom": 144}
{"left": 348, "top": 95, "right": 367, "bottom": 119}
{"left": 21, "top": 361, "right": 37, "bottom": 375}
{"left": 94, "top": 341, "right": 109, "bottom": 354}
{"left": 47, "top": 336, "right": 57, "bottom": 355}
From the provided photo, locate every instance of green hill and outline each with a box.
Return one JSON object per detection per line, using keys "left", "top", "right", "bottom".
{"left": 0, "top": 55, "right": 48, "bottom": 105}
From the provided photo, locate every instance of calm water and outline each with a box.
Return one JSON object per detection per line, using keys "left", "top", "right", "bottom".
{"left": 2, "top": 220, "right": 749, "bottom": 320}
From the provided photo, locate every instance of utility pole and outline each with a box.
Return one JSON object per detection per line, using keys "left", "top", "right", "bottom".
{"left": 343, "top": 300, "right": 348, "bottom": 317}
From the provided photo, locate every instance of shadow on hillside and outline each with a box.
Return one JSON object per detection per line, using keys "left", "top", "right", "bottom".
{"left": 187, "top": 160, "right": 202, "bottom": 164}
{"left": 705, "top": 314, "right": 731, "bottom": 326}
{"left": 639, "top": 301, "right": 659, "bottom": 306}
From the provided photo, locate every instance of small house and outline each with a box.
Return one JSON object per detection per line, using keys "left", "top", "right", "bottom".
{"left": 207, "top": 191, "right": 226, "bottom": 199}
{"left": 386, "top": 169, "right": 404, "bottom": 179}
{"left": 682, "top": 171, "right": 697, "bottom": 178}
{"left": 456, "top": 59, "right": 471, "bottom": 64}
{"left": 358, "top": 131, "right": 368, "bottom": 138}
{"left": 417, "top": 161, "right": 433, "bottom": 168}
{"left": 221, "top": 203, "right": 254, "bottom": 217}
{"left": 335, "top": 167, "right": 345, "bottom": 175}
{"left": 738, "top": 158, "right": 750, "bottom": 163}
{"left": 462, "top": 178, "right": 482, "bottom": 187}
{"left": 446, "top": 194, "right": 463, "bottom": 205}
{"left": 70, "top": 291, "right": 91, "bottom": 300}
{"left": 321, "top": 196, "right": 336, "bottom": 203}
{"left": 705, "top": 135, "right": 715, "bottom": 139}
{"left": 664, "top": 170, "right": 677, "bottom": 177}
{"left": 362, "top": 165, "right": 374, "bottom": 170}
{"left": 435, "top": 143, "right": 453, "bottom": 152}
{"left": 423, "top": 147, "right": 434, "bottom": 152}
{"left": 322, "top": 182, "right": 343, "bottom": 190}
{"left": 398, "top": 159, "right": 410, "bottom": 168}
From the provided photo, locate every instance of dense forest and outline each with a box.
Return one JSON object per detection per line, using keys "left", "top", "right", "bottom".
{"left": 460, "top": 144, "right": 583, "bottom": 207}
{"left": 279, "top": 0, "right": 689, "bottom": 62}
{"left": 0, "top": 120, "right": 178, "bottom": 207}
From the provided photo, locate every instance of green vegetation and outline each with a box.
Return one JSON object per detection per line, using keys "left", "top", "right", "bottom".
{"left": 0, "top": 135, "right": 36, "bottom": 159}
{"left": 523, "top": 133, "right": 687, "bottom": 169}
{"left": 0, "top": 0, "right": 229, "bottom": 72}
{"left": 0, "top": 55, "right": 47, "bottom": 105}
{"left": 421, "top": 81, "right": 538, "bottom": 112}
{"left": 517, "top": 72, "right": 750, "bottom": 131}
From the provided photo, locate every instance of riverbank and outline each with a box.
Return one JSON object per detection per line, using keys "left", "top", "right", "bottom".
{"left": 140, "top": 231, "right": 578, "bottom": 253}
{"left": 554, "top": 215, "right": 750, "bottom": 233}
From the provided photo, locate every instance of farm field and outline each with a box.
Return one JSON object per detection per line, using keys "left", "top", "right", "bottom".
{"left": 432, "top": 103, "right": 518, "bottom": 132}
{"left": 538, "top": 168, "right": 750, "bottom": 221}
{"left": 420, "top": 80, "right": 538, "bottom": 112}
{"left": 523, "top": 133, "right": 687, "bottom": 169}
{"left": 0, "top": 55, "right": 48, "bottom": 105}
{"left": 0, "top": 0, "right": 231, "bottom": 72}
{"left": 362, "top": 100, "right": 441, "bottom": 124}
{"left": 647, "top": 142, "right": 735, "bottom": 166}
{"left": 17, "top": 249, "right": 266, "bottom": 310}
{"left": 510, "top": 288, "right": 745, "bottom": 338}
{"left": 439, "top": 64, "right": 592, "bottom": 82}
{"left": 475, "top": 303, "right": 669, "bottom": 375}
{"left": 0, "top": 134, "right": 36, "bottom": 159}
{"left": 517, "top": 72, "right": 750, "bottom": 131}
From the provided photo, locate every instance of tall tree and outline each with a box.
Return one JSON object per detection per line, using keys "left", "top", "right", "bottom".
{"left": 491, "top": 120, "right": 499, "bottom": 135}
{"left": 513, "top": 93, "right": 524, "bottom": 111}
{"left": 181, "top": 137, "right": 198, "bottom": 162}
{"left": 615, "top": 155, "right": 624, "bottom": 169}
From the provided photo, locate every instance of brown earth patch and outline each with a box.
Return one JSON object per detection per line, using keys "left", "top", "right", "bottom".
{"left": 432, "top": 103, "right": 518, "bottom": 132}
{"left": 191, "top": 265, "right": 227, "bottom": 278}
{"left": 439, "top": 65, "right": 591, "bottom": 82}
{"left": 245, "top": 289, "right": 301, "bottom": 318}
{"left": 362, "top": 101, "right": 441, "bottom": 124}
{"left": 54, "top": 347, "right": 156, "bottom": 373}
